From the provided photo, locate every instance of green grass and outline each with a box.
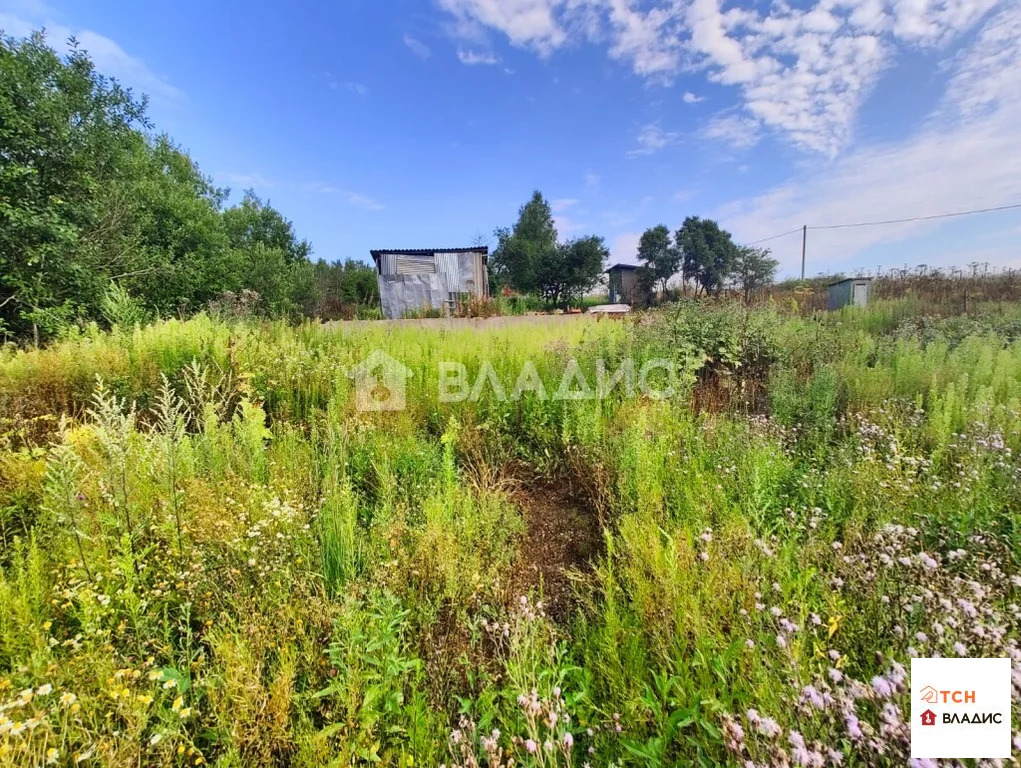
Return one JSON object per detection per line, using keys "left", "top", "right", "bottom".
{"left": 0, "top": 300, "right": 1018, "bottom": 766}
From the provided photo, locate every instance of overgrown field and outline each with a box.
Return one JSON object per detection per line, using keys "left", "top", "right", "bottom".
{"left": 1, "top": 301, "right": 1019, "bottom": 766}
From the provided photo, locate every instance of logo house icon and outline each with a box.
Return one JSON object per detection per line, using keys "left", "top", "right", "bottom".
{"left": 920, "top": 685, "right": 938, "bottom": 704}
{"left": 347, "top": 350, "right": 413, "bottom": 412}
{"left": 920, "top": 709, "right": 937, "bottom": 726}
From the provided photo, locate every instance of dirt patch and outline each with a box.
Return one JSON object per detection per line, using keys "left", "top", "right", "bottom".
{"left": 506, "top": 472, "right": 603, "bottom": 623}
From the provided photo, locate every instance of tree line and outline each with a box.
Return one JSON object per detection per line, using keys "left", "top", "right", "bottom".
{"left": 489, "top": 193, "right": 779, "bottom": 307}
{"left": 0, "top": 31, "right": 378, "bottom": 342}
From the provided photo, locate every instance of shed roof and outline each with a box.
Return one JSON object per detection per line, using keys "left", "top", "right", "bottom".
{"left": 606, "top": 263, "right": 640, "bottom": 272}
{"left": 370, "top": 247, "right": 488, "bottom": 261}
{"left": 827, "top": 276, "right": 874, "bottom": 287}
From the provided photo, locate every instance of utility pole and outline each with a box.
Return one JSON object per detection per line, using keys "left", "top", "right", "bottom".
{"left": 800, "top": 225, "right": 807, "bottom": 281}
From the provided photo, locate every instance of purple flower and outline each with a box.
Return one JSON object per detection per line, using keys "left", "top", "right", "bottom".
{"left": 845, "top": 713, "right": 863, "bottom": 741}
{"left": 524, "top": 739, "right": 536, "bottom": 753}
{"left": 953, "top": 641, "right": 968, "bottom": 656}
{"left": 801, "top": 685, "right": 825, "bottom": 710}
{"left": 563, "top": 732, "right": 573, "bottom": 748}
{"left": 758, "top": 717, "right": 781, "bottom": 738}
{"left": 871, "top": 676, "right": 894, "bottom": 698}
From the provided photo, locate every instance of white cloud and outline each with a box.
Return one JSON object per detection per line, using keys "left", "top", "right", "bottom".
{"left": 434, "top": 0, "right": 1002, "bottom": 156}
{"left": 457, "top": 47, "right": 500, "bottom": 65}
{"left": 437, "top": 0, "right": 566, "bottom": 55}
{"left": 551, "top": 197, "right": 579, "bottom": 212}
{"left": 219, "top": 172, "right": 274, "bottom": 189}
{"left": 346, "top": 82, "right": 369, "bottom": 96}
{"left": 0, "top": 15, "right": 183, "bottom": 104}
{"left": 626, "top": 122, "right": 678, "bottom": 157}
{"left": 403, "top": 34, "right": 432, "bottom": 59}
{"left": 682, "top": 91, "right": 704, "bottom": 103}
{"left": 701, "top": 113, "right": 759, "bottom": 148}
{"left": 306, "top": 183, "right": 384, "bottom": 211}
{"left": 584, "top": 170, "right": 601, "bottom": 188}
{"left": 723, "top": 4, "right": 1021, "bottom": 274}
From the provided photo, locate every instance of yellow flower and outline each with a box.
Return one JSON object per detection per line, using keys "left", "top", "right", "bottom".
{"left": 46, "top": 747, "right": 60, "bottom": 765}
{"left": 178, "top": 707, "right": 192, "bottom": 719}
{"left": 172, "top": 696, "right": 184, "bottom": 711}
{"left": 148, "top": 670, "right": 162, "bottom": 681}
{"left": 136, "top": 694, "right": 154, "bottom": 705}
{"left": 162, "top": 679, "right": 177, "bottom": 689}
{"left": 42, "top": 621, "right": 52, "bottom": 631}
{"left": 177, "top": 745, "right": 185, "bottom": 755}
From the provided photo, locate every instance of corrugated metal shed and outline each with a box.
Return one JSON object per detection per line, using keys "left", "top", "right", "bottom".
{"left": 370, "top": 247, "right": 489, "bottom": 319}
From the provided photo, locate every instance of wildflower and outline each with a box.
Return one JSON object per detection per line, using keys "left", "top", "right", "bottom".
{"left": 845, "top": 713, "right": 863, "bottom": 740}
{"left": 150, "top": 733, "right": 164, "bottom": 746}
{"left": 37, "top": 683, "right": 53, "bottom": 696}
{"left": 18, "top": 688, "right": 33, "bottom": 703}
{"left": 563, "top": 732, "right": 573, "bottom": 748}
{"left": 776, "top": 634, "right": 788, "bottom": 649}
{"left": 9, "top": 721, "right": 24, "bottom": 737}
{"left": 544, "top": 740, "right": 553, "bottom": 752}
{"left": 162, "top": 679, "right": 177, "bottom": 689}
{"left": 757, "top": 717, "right": 781, "bottom": 738}
{"left": 46, "top": 748, "right": 60, "bottom": 764}
{"left": 60, "top": 692, "right": 77, "bottom": 706}
{"left": 871, "top": 676, "right": 894, "bottom": 698}
{"left": 172, "top": 695, "right": 184, "bottom": 711}
{"left": 699, "top": 551, "right": 709, "bottom": 562}
{"left": 770, "top": 606, "right": 782, "bottom": 617}
{"left": 524, "top": 739, "right": 537, "bottom": 753}
{"left": 745, "top": 639, "right": 755, "bottom": 649}
{"left": 828, "top": 667, "right": 843, "bottom": 683}
{"left": 801, "top": 685, "right": 825, "bottom": 710}
{"left": 953, "top": 641, "right": 968, "bottom": 656}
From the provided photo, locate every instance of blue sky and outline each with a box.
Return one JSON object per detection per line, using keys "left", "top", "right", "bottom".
{"left": 2, "top": 0, "right": 1019, "bottom": 278}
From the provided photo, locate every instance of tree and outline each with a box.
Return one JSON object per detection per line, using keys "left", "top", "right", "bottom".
{"left": 733, "top": 246, "right": 778, "bottom": 303}
{"left": 223, "top": 190, "right": 311, "bottom": 263}
{"left": 636, "top": 224, "right": 680, "bottom": 296}
{"left": 676, "top": 216, "right": 739, "bottom": 296}
{"left": 0, "top": 31, "right": 148, "bottom": 337}
{"left": 490, "top": 191, "right": 558, "bottom": 295}
{"left": 0, "top": 30, "right": 320, "bottom": 339}
{"left": 491, "top": 191, "right": 607, "bottom": 306}
{"left": 539, "top": 236, "right": 609, "bottom": 306}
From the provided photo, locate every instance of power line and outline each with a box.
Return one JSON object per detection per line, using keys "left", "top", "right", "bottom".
{"left": 746, "top": 227, "right": 802, "bottom": 245}
{"left": 809, "top": 201, "right": 1021, "bottom": 231}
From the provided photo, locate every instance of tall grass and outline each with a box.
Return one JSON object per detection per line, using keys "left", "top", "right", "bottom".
{"left": 0, "top": 300, "right": 1018, "bottom": 766}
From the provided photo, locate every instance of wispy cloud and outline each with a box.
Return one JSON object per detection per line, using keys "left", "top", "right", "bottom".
{"left": 724, "top": 4, "right": 1021, "bottom": 273}
{"left": 219, "top": 172, "right": 274, "bottom": 190}
{"left": 701, "top": 113, "right": 759, "bottom": 149}
{"left": 0, "top": 12, "right": 183, "bottom": 104}
{"left": 457, "top": 48, "right": 499, "bottom": 65}
{"left": 682, "top": 91, "right": 704, "bottom": 104}
{"left": 584, "top": 170, "right": 600, "bottom": 188}
{"left": 627, "top": 122, "right": 679, "bottom": 158}
{"left": 403, "top": 34, "right": 432, "bottom": 59}
{"left": 433, "top": 0, "right": 1001, "bottom": 157}
{"left": 305, "top": 183, "right": 384, "bottom": 211}
{"left": 551, "top": 198, "right": 579, "bottom": 212}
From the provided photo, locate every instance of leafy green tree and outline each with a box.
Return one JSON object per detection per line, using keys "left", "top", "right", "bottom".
{"left": 492, "top": 191, "right": 607, "bottom": 305}
{"left": 0, "top": 31, "right": 148, "bottom": 337}
{"left": 636, "top": 224, "right": 680, "bottom": 296}
{"left": 676, "top": 216, "right": 739, "bottom": 296}
{"left": 0, "top": 31, "right": 321, "bottom": 338}
{"left": 223, "top": 190, "right": 311, "bottom": 263}
{"left": 733, "top": 245, "right": 779, "bottom": 303}
{"left": 491, "top": 191, "right": 558, "bottom": 295}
